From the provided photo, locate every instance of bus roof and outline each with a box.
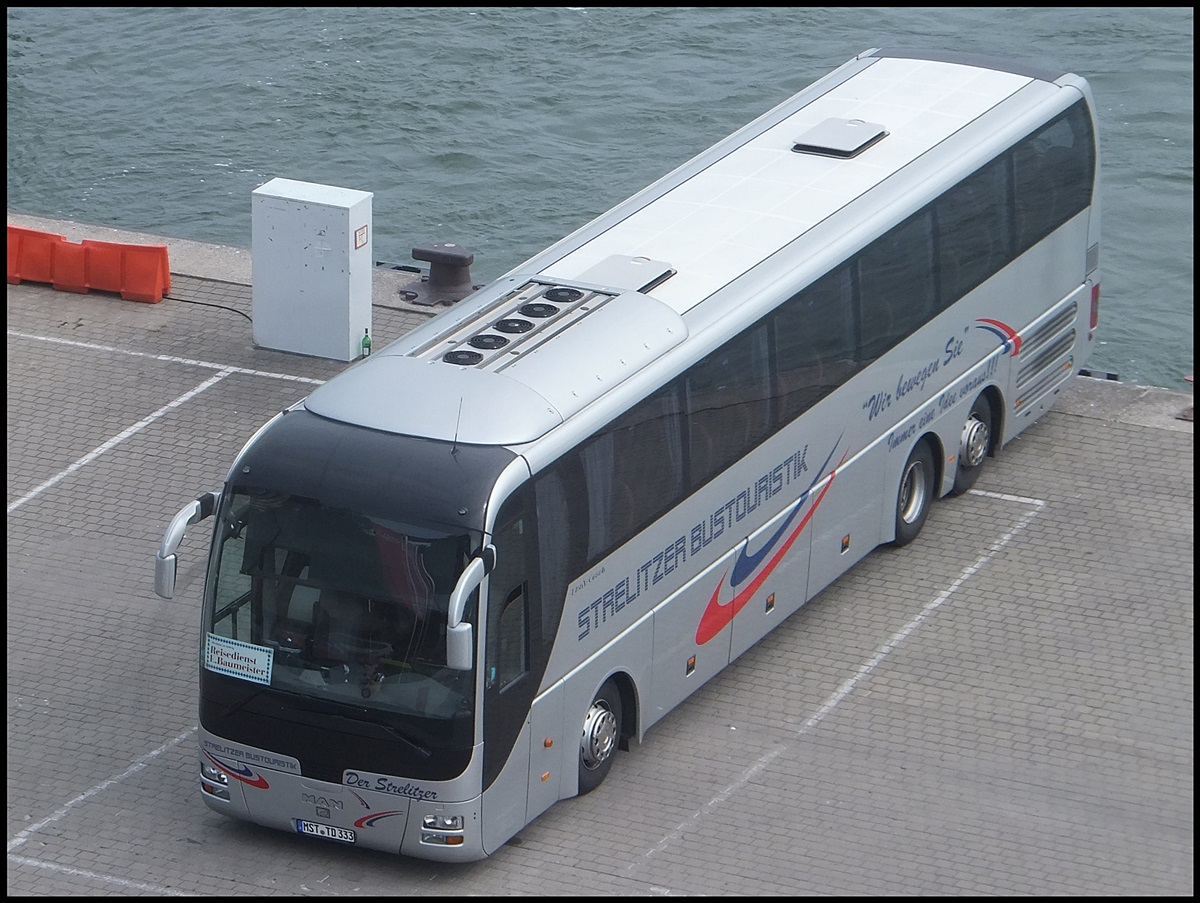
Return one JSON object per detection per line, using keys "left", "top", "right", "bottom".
{"left": 305, "top": 50, "right": 1085, "bottom": 446}
{"left": 530, "top": 50, "right": 1064, "bottom": 312}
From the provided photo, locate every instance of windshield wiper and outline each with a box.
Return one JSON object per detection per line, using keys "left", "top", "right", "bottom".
{"left": 222, "top": 687, "right": 266, "bottom": 719}
{"left": 326, "top": 713, "right": 432, "bottom": 759}
{"left": 382, "top": 723, "right": 433, "bottom": 759}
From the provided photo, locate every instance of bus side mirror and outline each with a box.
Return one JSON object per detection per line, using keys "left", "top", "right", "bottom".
{"left": 155, "top": 492, "right": 218, "bottom": 599}
{"left": 446, "top": 623, "right": 473, "bottom": 673}
{"left": 445, "top": 545, "right": 495, "bottom": 671}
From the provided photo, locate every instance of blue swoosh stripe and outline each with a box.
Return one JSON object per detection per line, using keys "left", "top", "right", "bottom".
{"left": 730, "top": 438, "right": 841, "bottom": 587}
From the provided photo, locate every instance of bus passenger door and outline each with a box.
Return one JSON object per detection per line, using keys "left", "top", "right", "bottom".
{"left": 481, "top": 495, "right": 539, "bottom": 853}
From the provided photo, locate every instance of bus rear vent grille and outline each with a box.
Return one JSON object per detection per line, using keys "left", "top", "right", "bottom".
{"left": 1021, "top": 302, "right": 1077, "bottom": 360}
{"left": 1014, "top": 301, "right": 1078, "bottom": 411}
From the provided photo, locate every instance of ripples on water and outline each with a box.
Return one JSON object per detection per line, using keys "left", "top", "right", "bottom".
{"left": 6, "top": 7, "right": 1193, "bottom": 387}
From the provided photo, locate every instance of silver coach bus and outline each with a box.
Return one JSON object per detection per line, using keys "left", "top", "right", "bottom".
{"left": 156, "top": 48, "right": 1100, "bottom": 861}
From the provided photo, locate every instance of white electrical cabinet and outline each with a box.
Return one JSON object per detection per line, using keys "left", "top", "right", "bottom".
{"left": 251, "top": 178, "right": 374, "bottom": 361}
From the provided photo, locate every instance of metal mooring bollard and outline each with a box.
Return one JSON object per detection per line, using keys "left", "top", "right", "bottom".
{"left": 401, "top": 242, "right": 482, "bottom": 306}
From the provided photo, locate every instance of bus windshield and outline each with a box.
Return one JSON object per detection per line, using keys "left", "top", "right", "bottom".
{"left": 204, "top": 487, "right": 479, "bottom": 725}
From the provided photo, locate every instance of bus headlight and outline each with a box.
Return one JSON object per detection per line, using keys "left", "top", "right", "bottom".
{"left": 422, "top": 814, "right": 462, "bottom": 831}
{"left": 200, "top": 762, "right": 231, "bottom": 800}
{"left": 420, "top": 813, "right": 465, "bottom": 845}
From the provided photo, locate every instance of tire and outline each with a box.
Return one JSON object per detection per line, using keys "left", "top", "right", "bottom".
{"left": 950, "top": 393, "right": 992, "bottom": 497}
{"left": 892, "top": 440, "right": 934, "bottom": 547}
{"left": 578, "top": 679, "right": 622, "bottom": 795}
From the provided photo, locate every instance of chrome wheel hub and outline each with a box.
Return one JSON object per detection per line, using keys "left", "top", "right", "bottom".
{"left": 900, "top": 459, "right": 927, "bottom": 525}
{"left": 580, "top": 700, "right": 618, "bottom": 770}
{"left": 960, "top": 416, "right": 990, "bottom": 468}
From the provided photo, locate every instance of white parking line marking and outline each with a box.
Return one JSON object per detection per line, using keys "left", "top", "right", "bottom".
{"left": 7, "top": 371, "right": 233, "bottom": 515}
{"left": 633, "top": 490, "right": 1046, "bottom": 868}
{"left": 6, "top": 328, "right": 334, "bottom": 516}
{"left": 5, "top": 329, "right": 325, "bottom": 887}
{"left": 7, "top": 727, "right": 196, "bottom": 855}
{"left": 6, "top": 854, "right": 189, "bottom": 896}
{"left": 6, "top": 329, "right": 327, "bottom": 384}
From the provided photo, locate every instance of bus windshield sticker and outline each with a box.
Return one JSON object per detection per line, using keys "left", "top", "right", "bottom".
{"left": 204, "top": 633, "right": 273, "bottom": 685}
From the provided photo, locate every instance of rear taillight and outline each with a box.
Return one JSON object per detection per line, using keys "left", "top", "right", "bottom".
{"left": 1090, "top": 283, "right": 1100, "bottom": 330}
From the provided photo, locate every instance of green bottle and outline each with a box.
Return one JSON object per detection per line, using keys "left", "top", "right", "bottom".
{"left": 361, "top": 328, "right": 372, "bottom": 357}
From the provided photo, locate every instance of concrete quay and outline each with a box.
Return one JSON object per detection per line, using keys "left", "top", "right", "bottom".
{"left": 6, "top": 213, "right": 1193, "bottom": 896}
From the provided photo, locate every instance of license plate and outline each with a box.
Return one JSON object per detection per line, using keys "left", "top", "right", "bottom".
{"left": 296, "top": 819, "right": 356, "bottom": 844}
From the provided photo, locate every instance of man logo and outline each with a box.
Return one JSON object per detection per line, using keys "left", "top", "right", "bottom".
{"left": 302, "top": 793, "right": 343, "bottom": 811}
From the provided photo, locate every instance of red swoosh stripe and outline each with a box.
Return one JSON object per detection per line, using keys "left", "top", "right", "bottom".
{"left": 355, "top": 811, "right": 405, "bottom": 828}
{"left": 206, "top": 750, "right": 270, "bottom": 789}
{"left": 976, "top": 318, "right": 1022, "bottom": 355}
{"left": 694, "top": 474, "right": 836, "bottom": 645}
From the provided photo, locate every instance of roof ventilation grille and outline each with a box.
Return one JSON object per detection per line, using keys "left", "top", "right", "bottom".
{"left": 543, "top": 287, "right": 584, "bottom": 303}
{"left": 468, "top": 334, "right": 509, "bottom": 350}
{"left": 495, "top": 318, "right": 535, "bottom": 334}
{"left": 422, "top": 280, "right": 617, "bottom": 369}
{"left": 443, "top": 350, "right": 483, "bottom": 366}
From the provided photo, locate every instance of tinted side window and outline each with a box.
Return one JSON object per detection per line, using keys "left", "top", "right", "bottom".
{"left": 1013, "top": 100, "right": 1096, "bottom": 252}
{"left": 857, "top": 211, "right": 937, "bottom": 360}
{"left": 531, "top": 466, "right": 579, "bottom": 660}
{"left": 486, "top": 498, "right": 534, "bottom": 692}
{"left": 686, "top": 324, "right": 772, "bottom": 488}
{"left": 937, "top": 157, "right": 1013, "bottom": 304}
{"left": 773, "top": 264, "right": 859, "bottom": 424}
{"left": 579, "top": 383, "right": 685, "bottom": 563}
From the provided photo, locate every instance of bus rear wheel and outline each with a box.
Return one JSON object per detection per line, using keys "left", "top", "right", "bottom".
{"left": 578, "top": 679, "right": 622, "bottom": 795}
{"left": 950, "top": 394, "right": 992, "bottom": 496}
{"left": 892, "top": 440, "right": 934, "bottom": 547}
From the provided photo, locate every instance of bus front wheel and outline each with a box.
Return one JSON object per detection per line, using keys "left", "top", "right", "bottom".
{"left": 893, "top": 440, "right": 934, "bottom": 547}
{"left": 578, "top": 679, "right": 622, "bottom": 795}
{"left": 950, "top": 394, "right": 992, "bottom": 496}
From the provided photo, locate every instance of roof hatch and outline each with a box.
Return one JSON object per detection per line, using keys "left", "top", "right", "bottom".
{"left": 792, "top": 118, "right": 888, "bottom": 158}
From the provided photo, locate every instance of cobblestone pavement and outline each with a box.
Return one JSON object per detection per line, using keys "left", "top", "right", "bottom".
{"left": 6, "top": 228, "right": 1193, "bottom": 896}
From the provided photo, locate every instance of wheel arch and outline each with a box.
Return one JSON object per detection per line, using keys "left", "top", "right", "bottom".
{"left": 979, "top": 384, "right": 1006, "bottom": 454}
{"left": 939, "top": 383, "right": 1005, "bottom": 497}
{"left": 919, "top": 430, "right": 946, "bottom": 499}
{"left": 605, "top": 670, "right": 639, "bottom": 752}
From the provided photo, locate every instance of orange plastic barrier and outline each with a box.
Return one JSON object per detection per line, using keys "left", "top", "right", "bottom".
{"left": 7, "top": 224, "right": 171, "bottom": 303}
{"left": 82, "top": 239, "right": 172, "bottom": 303}
{"left": 7, "top": 225, "right": 63, "bottom": 285}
